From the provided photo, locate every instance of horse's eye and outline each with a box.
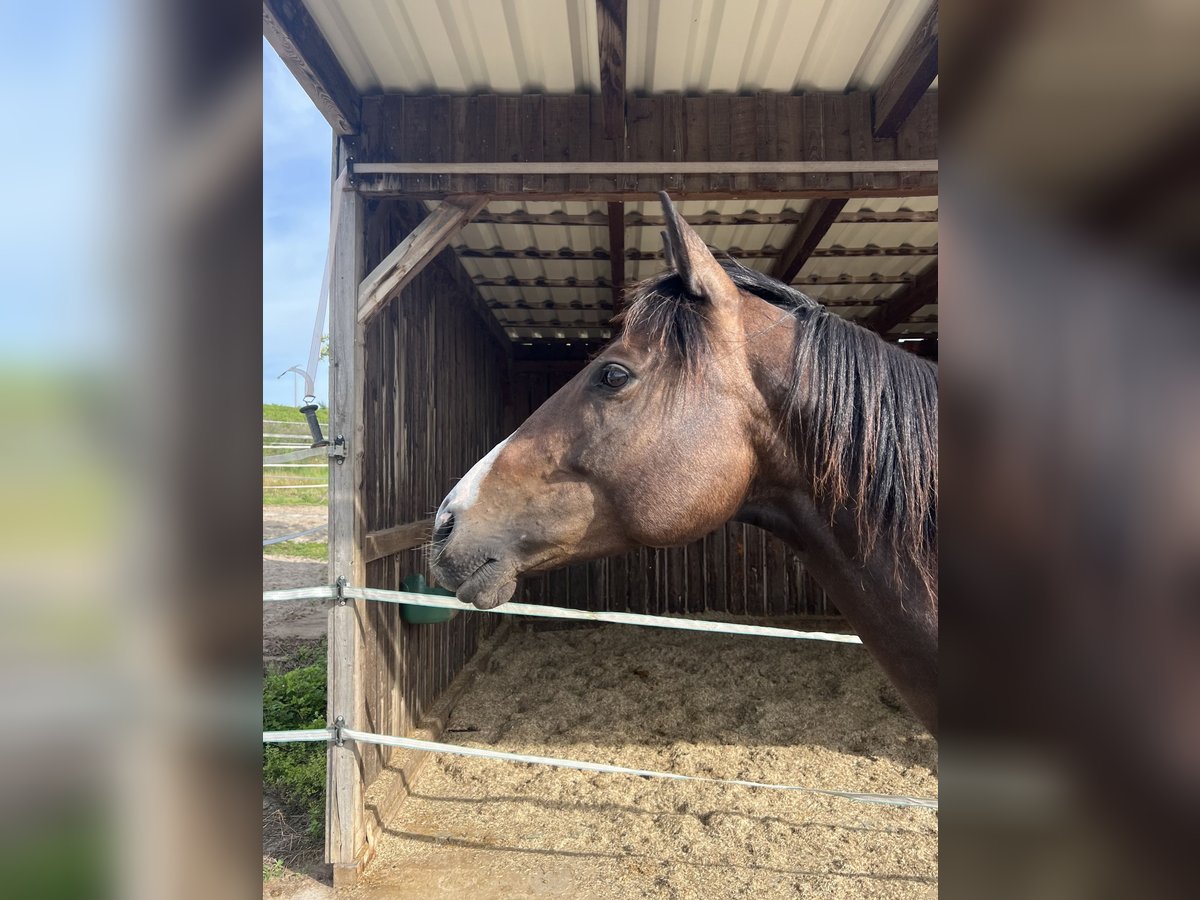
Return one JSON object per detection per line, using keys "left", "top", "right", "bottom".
{"left": 599, "top": 363, "right": 631, "bottom": 390}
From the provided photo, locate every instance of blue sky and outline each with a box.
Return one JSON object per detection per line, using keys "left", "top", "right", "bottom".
{"left": 263, "top": 39, "right": 333, "bottom": 405}
{"left": 1, "top": 1, "right": 112, "bottom": 367}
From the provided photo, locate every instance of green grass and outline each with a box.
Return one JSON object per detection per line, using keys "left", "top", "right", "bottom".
{"left": 265, "top": 540, "right": 328, "bottom": 561}
{"left": 263, "top": 404, "right": 329, "bottom": 506}
{"left": 263, "top": 858, "right": 285, "bottom": 881}
{"left": 263, "top": 402, "right": 328, "bottom": 424}
{"left": 0, "top": 809, "right": 111, "bottom": 899}
{"left": 263, "top": 487, "right": 328, "bottom": 506}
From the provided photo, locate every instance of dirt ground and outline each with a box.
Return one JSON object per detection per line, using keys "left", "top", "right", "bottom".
{"left": 263, "top": 506, "right": 331, "bottom": 668}
{"left": 350, "top": 622, "right": 938, "bottom": 899}
{"left": 264, "top": 506, "right": 335, "bottom": 897}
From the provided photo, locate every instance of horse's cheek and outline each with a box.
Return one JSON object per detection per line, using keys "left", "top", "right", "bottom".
{"left": 621, "top": 462, "right": 748, "bottom": 546}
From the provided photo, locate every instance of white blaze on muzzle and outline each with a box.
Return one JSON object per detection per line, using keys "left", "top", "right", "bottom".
{"left": 436, "top": 434, "right": 512, "bottom": 527}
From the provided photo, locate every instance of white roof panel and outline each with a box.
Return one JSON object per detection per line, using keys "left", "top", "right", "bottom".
{"left": 304, "top": 0, "right": 936, "bottom": 94}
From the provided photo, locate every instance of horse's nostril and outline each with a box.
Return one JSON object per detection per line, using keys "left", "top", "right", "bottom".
{"left": 432, "top": 512, "right": 455, "bottom": 546}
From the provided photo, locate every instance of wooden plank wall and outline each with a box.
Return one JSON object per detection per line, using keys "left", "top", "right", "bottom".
{"left": 508, "top": 367, "right": 833, "bottom": 618}
{"left": 357, "top": 91, "right": 937, "bottom": 199}
{"left": 357, "top": 198, "right": 509, "bottom": 789}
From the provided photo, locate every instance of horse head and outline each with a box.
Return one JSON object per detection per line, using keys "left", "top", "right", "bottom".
{"left": 429, "top": 193, "right": 779, "bottom": 609}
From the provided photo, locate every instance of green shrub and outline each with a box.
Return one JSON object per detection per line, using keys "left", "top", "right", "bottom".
{"left": 263, "top": 661, "right": 327, "bottom": 838}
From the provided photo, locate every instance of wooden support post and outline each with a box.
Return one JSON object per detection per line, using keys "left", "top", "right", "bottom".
{"left": 606, "top": 201, "right": 625, "bottom": 317}
{"left": 865, "top": 264, "right": 938, "bottom": 334}
{"left": 769, "top": 199, "right": 847, "bottom": 285}
{"left": 357, "top": 195, "right": 488, "bottom": 325}
{"left": 326, "top": 138, "right": 366, "bottom": 885}
{"left": 872, "top": 2, "right": 939, "bottom": 139}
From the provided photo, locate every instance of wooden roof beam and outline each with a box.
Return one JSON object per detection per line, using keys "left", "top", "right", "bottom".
{"left": 263, "top": 0, "right": 360, "bottom": 135}
{"left": 769, "top": 199, "right": 847, "bottom": 284}
{"left": 865, "top": 264, "right": 938, "bottom": 334}
{"left": 472, "top": 273, "right": 918, "bottom": 289}
{"left": 872, "top": 2, "right": 939, "bottom": 139}
{"left": 486, "top": 298, "right": 891, "bottom": 312}
{"left": 607, "top": 202, "right": 626, "bottom": 316}
{"left": 596, "top": 0, "right": 627, "bottom": 147}
{"left": 472, "top": 209, "right": 938, "bottom": 227}
{"left": 357, "top": 196, "right": 487, "bottom": 325}
{"left": 354, "top": 91, "right": 937, "bottom": 199}
{"left": 456, "top": 245, "right": 937, "bottom": 261}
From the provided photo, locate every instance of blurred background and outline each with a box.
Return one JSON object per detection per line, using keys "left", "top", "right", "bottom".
{"left": 0, "top": 0, "right": 1196, "bottom": 897}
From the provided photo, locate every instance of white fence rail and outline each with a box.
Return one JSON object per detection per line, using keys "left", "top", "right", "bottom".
{"left": 259, "top": 584, "right": 939, "bottom": 811}
{"left": 263, "top": 585, "right": 862, "bottom": 644}
{"left": 263, "top": 724, "right": 937, "bottom": 810}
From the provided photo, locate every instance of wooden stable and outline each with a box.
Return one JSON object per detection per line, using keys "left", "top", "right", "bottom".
{"left": 266, "top": 0, "right": 939, "bottom": 885}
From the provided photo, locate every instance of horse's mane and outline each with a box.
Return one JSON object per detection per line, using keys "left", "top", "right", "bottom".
{"left": 617, "top": 259, "right": 937, "bottom": 597}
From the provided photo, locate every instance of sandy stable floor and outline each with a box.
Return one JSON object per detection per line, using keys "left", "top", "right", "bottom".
{"left": 351, "top": 621, "right": 937, "bottom": 899}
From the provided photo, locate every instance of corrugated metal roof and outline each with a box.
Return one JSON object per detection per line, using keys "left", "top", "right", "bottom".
{"left": 440, "top": 196, "right": 936, "bottom": 337}
{"left": 628, "top": 0, "right": 933, "bottom": 93}
{"left": 304, "top": 0, "right": 936, "bottom": 94}
{"left": 317, "top": 2, "right": 939, "bottom": 342}
{"left": 304, "top": 0, "right": 599, "bottom": 94}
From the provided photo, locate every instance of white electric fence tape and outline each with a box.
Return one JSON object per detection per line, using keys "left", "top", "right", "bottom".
{"left": 259, "top": 588, "right": 932, "bottom": 809}
{"left": 280, "top": 168, "right": 347, "bottom": 399}
{"left": 261, "top": 585, "right": 864, "bottom": 645}
{"left": 262, "top": 446, "right": 329, "bottom": 464}
{"left": 261, "top": 725, "right": 936, "bottom": 811}
{"left": 263, "top": 728, "right": 330, "bottom": 743}
{"left": 262, "top": 524, "right": 328, "bottom": 547}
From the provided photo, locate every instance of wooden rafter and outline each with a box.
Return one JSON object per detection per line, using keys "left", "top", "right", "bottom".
{"left": 488, "top": 298, "right": 892, "bottom": 315}
{"left": 606, "top": 202, "right": 625, "bottom": 316}
{"left": 473, "top": 273, "right": 918, "bottom": 289}
{"left": 873, "top": 2, "right": 939, "bottom": 138}
{"left": 354, "top": 160, "right": 937, "bottom": 176}
{"left": 497, "top": 316, "right": 614, "bottom": 329}
{"left": 865, "top": 264, "right": 938, "bottom": 334}
{"left": 471, "top": 209, "right": 938, "bottom": 227}
{"left": 595, "top": 0, "right": 627, "bottom": 146}
{"left": 505, "top": 326, "right": 614, "bottom": 339}
{"left": 496, "top": 309, "right": 937, "bottom": 339}
{"left": 262, "top": 0, "right": 360, "bottom": 134}
{"left": 770, "top": 199, "right": 847, "bottom": 285}
{"left": 357, "top": 196, "right": 487, "bottom": 324}
{"left": 455, "top": 245, "right": 937, "bottom": 261}
{"left": 629, "top": 245, "right": 938, "bottom": 260}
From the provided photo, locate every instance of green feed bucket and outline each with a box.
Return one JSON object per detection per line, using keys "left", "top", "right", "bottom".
{"left": 399, "top": 574, "right": 459, "bottom": 625}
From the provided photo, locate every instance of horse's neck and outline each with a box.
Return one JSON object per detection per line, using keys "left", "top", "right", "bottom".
{"left": 738, "top": 316, "right": 938, "bottom": 733}
{"left": 737, "top": 490, "right": 938, "bottom": 732}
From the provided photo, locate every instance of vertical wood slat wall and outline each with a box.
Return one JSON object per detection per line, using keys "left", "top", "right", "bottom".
{"left": 356, "top": 198, "right": 508, "bottom": 790}
{"left": 508, "top": 367, "right": 833, "bottom": 617}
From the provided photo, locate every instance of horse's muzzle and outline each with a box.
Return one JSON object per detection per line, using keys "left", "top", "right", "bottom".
{"left": 430, "top": 541, "right": 518, "bottom": 610}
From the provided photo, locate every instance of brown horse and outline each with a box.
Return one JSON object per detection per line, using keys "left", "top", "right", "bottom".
{"left": 431, "top": 193, "right": 938, "bottom": 734}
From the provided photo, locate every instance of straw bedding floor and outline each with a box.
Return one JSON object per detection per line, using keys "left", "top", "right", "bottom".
{"left": 352, "top": 620, "right": 937, "bottom": 899}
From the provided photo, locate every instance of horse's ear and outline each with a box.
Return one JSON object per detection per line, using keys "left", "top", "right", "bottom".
{"left": 659, "top": 192, "right": 737, "bottom": 305}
